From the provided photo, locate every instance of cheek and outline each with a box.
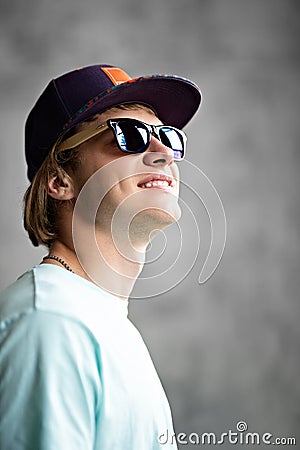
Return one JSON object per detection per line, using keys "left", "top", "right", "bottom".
{"left": 73, "top": 152, "right": 116, "bottom": 193}
{"left": 103, "top": 180, "right": 136, "bottom": 209}
{"left": 74, "top": 152, "right": 150, "bottom": 206}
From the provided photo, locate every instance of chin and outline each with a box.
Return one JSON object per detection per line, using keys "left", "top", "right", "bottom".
{"left": 135, "top": 205, "right": 181, "bottom": 229}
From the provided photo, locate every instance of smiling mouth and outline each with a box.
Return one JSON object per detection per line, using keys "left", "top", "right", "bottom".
{"left": 137, "top": 174, "right": 177, "bottom": 190}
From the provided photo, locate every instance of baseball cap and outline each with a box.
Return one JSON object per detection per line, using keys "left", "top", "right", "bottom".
{"left": 25, "top": 64, "right": 201, "bottom": 181}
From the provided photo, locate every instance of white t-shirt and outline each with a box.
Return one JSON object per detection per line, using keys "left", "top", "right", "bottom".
{"left": 0, "top": 264, "right": 178, "bottom": 449}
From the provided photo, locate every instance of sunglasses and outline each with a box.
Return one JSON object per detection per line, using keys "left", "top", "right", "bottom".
{"left": 58, "top": 118, "right": 187, "bottom": 160}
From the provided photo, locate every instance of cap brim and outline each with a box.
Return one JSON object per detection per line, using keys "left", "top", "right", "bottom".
{"left": 63, "top": 74, "right": 201, "bottom": 131}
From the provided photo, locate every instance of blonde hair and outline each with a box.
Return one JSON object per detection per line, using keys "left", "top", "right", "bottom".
{"left": 23, "top": 103, "right": 156, "bottom": 247}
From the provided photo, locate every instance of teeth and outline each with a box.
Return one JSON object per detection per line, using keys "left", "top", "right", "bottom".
{"left": 139, "top": 176, "right": 177, "bottom": 189}
{"left": 142, "top": 180, "right": 172, "bottom": 188}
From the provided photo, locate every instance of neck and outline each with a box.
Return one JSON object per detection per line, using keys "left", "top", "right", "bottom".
{"left": 46, "top": 226, "right": 146, "bottom": 301}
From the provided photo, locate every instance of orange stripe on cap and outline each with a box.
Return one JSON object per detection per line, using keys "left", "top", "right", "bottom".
{"left": 101, "top": 67, "right": 132, "bottom": 85}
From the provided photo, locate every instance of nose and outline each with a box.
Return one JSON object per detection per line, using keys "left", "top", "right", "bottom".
{"left": 142, "top": 136, "right": 174, "bottom": 167}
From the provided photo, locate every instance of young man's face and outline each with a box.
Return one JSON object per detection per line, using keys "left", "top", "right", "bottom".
{"left": 71, "top": 107, "right": 181, "bottom": 243}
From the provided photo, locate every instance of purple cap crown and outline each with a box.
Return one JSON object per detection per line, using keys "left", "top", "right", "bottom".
{"left": 25, "top": 64, "right": 201, "bottom": 181}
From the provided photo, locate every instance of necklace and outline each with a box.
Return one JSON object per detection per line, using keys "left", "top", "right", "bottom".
{"left": 42, "top": 255, "right": 74, "bottom": 273}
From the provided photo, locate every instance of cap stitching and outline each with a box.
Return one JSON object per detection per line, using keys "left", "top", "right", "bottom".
{"left": 53, "top": 79, "right": 72, "bottom": 118}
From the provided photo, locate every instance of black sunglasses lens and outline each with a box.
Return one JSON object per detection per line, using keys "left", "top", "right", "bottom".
{"left": 110, "top": 119, "right": 185, "bottom": 159}
{"left": 113, "top": 120, "right": 149, "bottom": 153}
{"left": 159, "top": 127, "right": 185, "bottom": 160}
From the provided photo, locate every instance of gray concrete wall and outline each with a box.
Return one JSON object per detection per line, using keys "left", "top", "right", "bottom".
{"left": 0, "top": 0, "right": 299, "bottom": 448}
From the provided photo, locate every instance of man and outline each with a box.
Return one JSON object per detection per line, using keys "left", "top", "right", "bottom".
{"left": 0, "top": 64, "right": 201, "bottom": 449}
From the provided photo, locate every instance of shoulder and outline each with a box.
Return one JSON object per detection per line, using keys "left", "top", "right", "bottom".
{"left": 1, "top": 264, "right": 96, "bottom": 336}
{"left": 0, "top": 306, "right": 99, "bottom": 360}
{"left": 0, "top": 266, "right": 102, "bottom": 373}
{"left": 0, "top": 263, "right": 129, "bottom": 345}
{"left": 0, "top": 263, "right": 125, "bottom": 340}
{"left": 0, "top": 268, "right": 35, "bottom": 324}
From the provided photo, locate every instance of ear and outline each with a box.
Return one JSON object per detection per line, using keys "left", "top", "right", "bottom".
{"left": 48, "top": 174, "right": 74, "bottom": 200}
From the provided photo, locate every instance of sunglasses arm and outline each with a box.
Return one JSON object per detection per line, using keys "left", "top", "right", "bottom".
{"left": 58, "top": 122, "right": 109, "bottom": 151}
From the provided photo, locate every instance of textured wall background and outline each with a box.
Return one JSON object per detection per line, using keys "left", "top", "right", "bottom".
{"left": 0, "top": 0, "right": 299, "bottom": 448}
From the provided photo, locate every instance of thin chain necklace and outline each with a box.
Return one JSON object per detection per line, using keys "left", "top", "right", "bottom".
{"left": 42, "top": 255, "right": 74, "bottom": 273}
